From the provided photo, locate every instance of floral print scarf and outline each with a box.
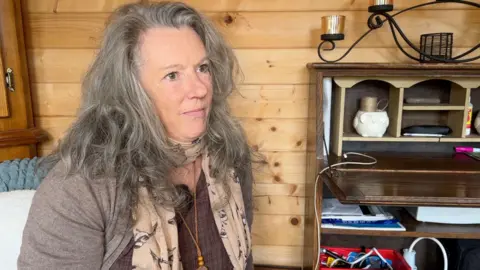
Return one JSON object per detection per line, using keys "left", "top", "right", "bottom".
{"left": 131, "top": 138, "right": 251, "bottom": 269}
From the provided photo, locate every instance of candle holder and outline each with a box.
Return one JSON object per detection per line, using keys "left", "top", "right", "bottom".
{"left": 321, "top": 15, "right": 346, "bottom": 41}
{"left": 317, "top": 0, "right": 480, "bottom": 63}
{"left": 368, "top": 0, "right": 394, "bottom": 13}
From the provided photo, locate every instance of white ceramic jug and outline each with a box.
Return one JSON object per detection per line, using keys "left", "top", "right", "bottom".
{"left": 353, "top": 110, "right": 389, "bottom": 137}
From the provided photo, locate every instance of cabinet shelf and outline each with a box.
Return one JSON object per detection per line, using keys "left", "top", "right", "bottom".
{"left": 321, "top": 207, "right": 480, "bottom": 239}
{"left": 323, "top": 154, "right": 480, "bottom": 207}
{"left": 342, "top": 133, "right": 480, "bottom": 142}
{"left": 440, "top": 134, "right": 480, "bottom": 142}
{"left": 323, "top": 171, "right": 480, "bottom": 207}
{"left": 308, "top": 63, "right": 480, "bottom": 270}
{"left": 342, "top": 133, "right": 440, "bottom": 142}
{"left": 402, "top": 104, "right": 464, "bottom": 111}
{"left": 330, "top": 77, "right": 479, "bottom": 155}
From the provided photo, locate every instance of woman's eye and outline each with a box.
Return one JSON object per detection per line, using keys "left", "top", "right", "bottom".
{"left": 164, "top": 72, "right": 178, "bottom": 81}
{"left": 198, "top": 63, "right": 210, "bottom": 73}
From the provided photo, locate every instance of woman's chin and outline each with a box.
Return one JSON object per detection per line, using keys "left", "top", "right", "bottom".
{"left": 184, "top": 127, "right": 207, "bottom": 141}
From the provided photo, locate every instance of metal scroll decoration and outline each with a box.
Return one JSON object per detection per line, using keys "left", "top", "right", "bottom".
{"left": 317, "top": 0, "right": 480, "bottom": 63}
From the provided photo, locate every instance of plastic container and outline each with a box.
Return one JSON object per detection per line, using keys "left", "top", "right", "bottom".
{"left": 319, "top": 246, "right": 412, "bottom": 270}
{"left": 466, "top": 96, "right": 473, "bottom": 136}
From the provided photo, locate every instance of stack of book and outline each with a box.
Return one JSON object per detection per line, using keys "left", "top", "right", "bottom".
{"left": 321, "top": 198, "right": 406, "bottom": 231}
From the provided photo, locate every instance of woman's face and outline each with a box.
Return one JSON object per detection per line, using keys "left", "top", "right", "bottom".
{"left": 138, "top": 26, "right": 213, "bottom": 142}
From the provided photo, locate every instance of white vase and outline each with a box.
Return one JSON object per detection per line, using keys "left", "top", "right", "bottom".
{"left": 353, "top": 110, "right": 390, "bottom": 137}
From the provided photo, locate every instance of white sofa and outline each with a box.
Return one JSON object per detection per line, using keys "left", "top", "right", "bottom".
{"left": 0, "top": 190, "right": 35, "bottom": 270}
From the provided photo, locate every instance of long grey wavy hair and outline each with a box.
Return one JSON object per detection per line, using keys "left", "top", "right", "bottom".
{"left": 40, "top": 1, "right": 257, "bottom": 216}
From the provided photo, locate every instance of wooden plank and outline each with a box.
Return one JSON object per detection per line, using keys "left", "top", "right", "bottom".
{"left": 253, "top": 183, "right": 305, "bottom": 197}
{"left": 388, "top": 86, "right": 403, "bottom": 137}
{"left": 28, "top": 49, "right": 96, "bottom": 83}
{"left": 24, "top": 0, "right": 479, "bottom": 12}
{"left": 22, "top": 0, "right": 57, "bottom": 13}
{"left": 254, "top": 151, "right": 306, "bottom": 184}
{"left": 28, "top": 48, "right": 480, "bottom": 85}
{"left": 0, "top": 43, "right": 9, "bottom": 117}
{"left": 252, "top": 215, "right": 304, "bottom": 246}
{"left": 342, "top": 133, "right": 440, "bottom": 142}
{"left": 0, "top": 145, "right": 33, "bottom": 162}
{"left": 252, "top": 245, "right": 303, "bottom": 267}
{"left": 253, "top": 196, "right": 304, "bottom": 215}
{"left": 31, "top": 83, "right": 81, "bottom": 116}
{"left": 331, "top": 85, "right": 345, "bottom": 156}
{"left": 31, "top": 83, "right": 310, "bottom": 118}
{"left": 402, "top": 104, "right": 465, "bottom": 111}
{"left": 229, "top": 85, "right": 310, "bottom": 118}
{"left": 23, "top": 0, "right": 137, "bottom": 13}
{"left": 241, "top": 118, "right": 308, "bottom": 152}
{"left": 25, "top": 10, "right": 480, "bottom": 49}
{"left": 37, "top": 145, "right": 308, "bottom": 184}
{"left": 35, "top": 116, "right": 309, "bottom": 152}
{"left": 38, "top": 145, "right": 305, "bottom": 185}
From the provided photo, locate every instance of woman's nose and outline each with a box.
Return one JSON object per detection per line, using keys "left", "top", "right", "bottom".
{"left": 186, "top": 73, "right": 209, "bottom": 99}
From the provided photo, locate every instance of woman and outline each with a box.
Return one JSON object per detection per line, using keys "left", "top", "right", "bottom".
{"left": 18, "top": 2, "right": 256, "bottom": 270}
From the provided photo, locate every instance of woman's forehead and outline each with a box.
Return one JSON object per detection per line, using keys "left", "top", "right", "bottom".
{"left": 139, "top": 26, "right": 207, "bottom": 68}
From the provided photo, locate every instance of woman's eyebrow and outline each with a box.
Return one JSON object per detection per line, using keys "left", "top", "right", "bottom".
{"left": 159, "top": 64, "right": 183, "bottom": 71}
{"left": 159, "top": 57, "right": 208, "bottom": 71}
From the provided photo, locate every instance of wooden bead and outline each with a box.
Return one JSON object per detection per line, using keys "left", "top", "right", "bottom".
{"left": 198, "top": 256, "right": 204, "bottom": 261}
{"left": 198, "top": 261, "right": 204, "bottom": 266}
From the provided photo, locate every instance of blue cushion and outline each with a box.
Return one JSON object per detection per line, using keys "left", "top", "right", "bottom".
{"left": 0, "top": 157, "right": 47, "bottom": 192}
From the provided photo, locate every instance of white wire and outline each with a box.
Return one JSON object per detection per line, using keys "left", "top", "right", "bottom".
{"left": 349, "top": 249, "right": 374, "bottom": 268}
{"left": 349, "top": 248, "right": 393, "bottom": 270}
{"left": 330, "top": 258, "right": 344, "bottom": 267}
{"left": 314, "top": 152, "right": 377, "bottom": 270}
{"left": 408, "top": 237, "right": 448, "bottom": 270}
{"left": 370, "top": 248, "right": 394, "bottom": 270}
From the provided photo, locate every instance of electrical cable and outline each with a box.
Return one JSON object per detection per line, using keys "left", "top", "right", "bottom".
{"left": 314, "top": 132, "right": 378, "bottom": 270}
{"left": 403, "top": 237, "right": 448, "bottom": 270}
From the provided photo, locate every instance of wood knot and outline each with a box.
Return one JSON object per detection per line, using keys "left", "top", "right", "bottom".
{"left": 255, "top": 117, "right": 263, "bottom": 121}
{"left": 296, "top": 140, "right": 303, "bottom": 146}
{"left": 223, "top": 14, "right": 234, "bottom": 25}
{"left": 270, "top": 126, "right": 277, "bottom": 132}
{"left": 252, "top": 145, "right": 259, "bottom": 151}
{"left": 290, "top": 217, "right": 300, "bottom": 226}
{"left": 273, "top": 162, "right": 280, "bottom": 167}
{"left": 273, "top": 175, "right": 281, "bottom": 182}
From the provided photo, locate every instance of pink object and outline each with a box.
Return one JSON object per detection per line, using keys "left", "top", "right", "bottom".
{"left": 455, "top": 147, "right": 480, "bottom": 153}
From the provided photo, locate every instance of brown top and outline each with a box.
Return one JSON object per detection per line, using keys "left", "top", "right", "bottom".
{"left": 176, "top": 170, "right": 233, "bottom": 269}
{"left": 18, "top": 161, "right": 253, "bottom": 270}
{"left": 110, "top": 171, "right": 234, "bottom": 270}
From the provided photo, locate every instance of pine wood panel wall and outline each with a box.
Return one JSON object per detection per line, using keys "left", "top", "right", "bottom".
{"left": 21, "top": 0, "right": 480, "bottom": 267}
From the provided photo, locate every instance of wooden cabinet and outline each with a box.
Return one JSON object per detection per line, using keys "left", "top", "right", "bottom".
{"left": 0, "top": 0, "right": 47, "bottom": 161}
{"left": 303, "top": 63, "right": 480, "bottom": 269}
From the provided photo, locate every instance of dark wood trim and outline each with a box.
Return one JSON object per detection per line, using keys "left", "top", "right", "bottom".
{"left": 322, "top": 170, "right": 480, "bottom": 207}
{"left": 307, "top": 63, "right": 480, "bottom": 77}
{"left": 0, "top": 127, "right": 48, "bottom": 148}
{"left": 307, "top": 63, "right": 480, "bottom": 70}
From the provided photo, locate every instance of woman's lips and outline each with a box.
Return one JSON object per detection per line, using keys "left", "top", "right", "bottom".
{"left": 183, "top": 108, "right": 206, "bottom": 118}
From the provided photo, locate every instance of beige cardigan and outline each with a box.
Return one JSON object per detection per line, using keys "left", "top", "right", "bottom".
{"left": 17, "top": 162, "right": 253, "bottom": 270}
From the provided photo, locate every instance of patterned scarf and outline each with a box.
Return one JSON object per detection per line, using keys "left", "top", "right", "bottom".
{"left": 131, "top": 137, "right": 252, "bottom": 269}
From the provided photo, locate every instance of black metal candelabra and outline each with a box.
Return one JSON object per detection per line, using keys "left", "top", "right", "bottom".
{"left": 317, "top": 0, "right": 480, "bottom": 63}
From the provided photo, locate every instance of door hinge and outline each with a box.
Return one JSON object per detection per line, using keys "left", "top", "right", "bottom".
{"left": 5, "top": 68, "right": 14, "bottom": 92}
